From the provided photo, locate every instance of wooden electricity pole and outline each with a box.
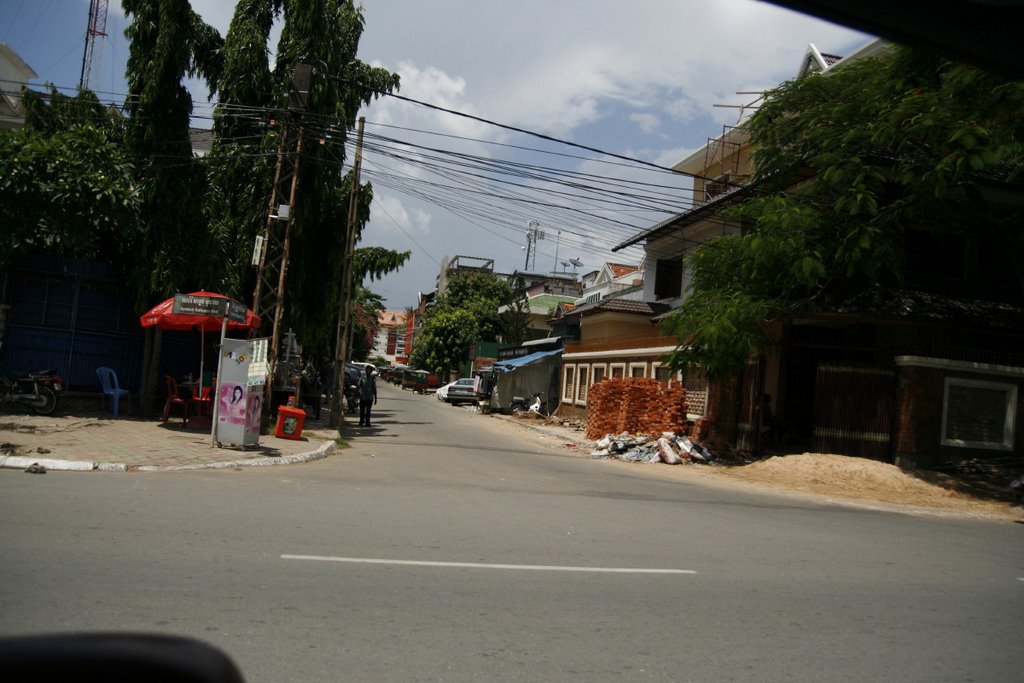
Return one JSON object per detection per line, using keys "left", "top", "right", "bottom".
{"left": 330, "top": 116, "right": 366, "bottom": 431}
{"left": 252, "top": 64, "right": 311, "bottom": 417}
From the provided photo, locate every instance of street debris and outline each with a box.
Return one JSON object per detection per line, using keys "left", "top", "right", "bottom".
{"left": 590, "top": 431, "right": 720, "bottom": 465}
{"left": 24, "top": 462, "right": 47, "bottom": 474}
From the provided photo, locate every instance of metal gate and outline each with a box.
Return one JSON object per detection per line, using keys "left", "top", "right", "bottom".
{"left": 735, "top": 355, "right": 765, "bottom": 453}
{"left": 812, "top": 362, "right": 896, "bottom": 462}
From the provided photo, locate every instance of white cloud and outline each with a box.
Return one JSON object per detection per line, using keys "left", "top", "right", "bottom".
{"left": 630, "top": 113, "right": 662, "bottom": 135}
{"left": 370, "top": 194, "right": 432, "bottom": 238}
{"left": 664, "top": 96, "right": 701, "bottom": 124}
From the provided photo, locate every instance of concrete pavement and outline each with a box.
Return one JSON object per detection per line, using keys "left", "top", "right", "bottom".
{"left": 0, "top": 409, "right": 340, "bottom": 473}
{"left": 0, "top": 402, "right": 592, "bottom": 473}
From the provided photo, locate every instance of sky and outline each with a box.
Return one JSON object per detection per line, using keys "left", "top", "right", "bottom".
{"left": 1, "top": 0, "right": 871, "bottom": 308}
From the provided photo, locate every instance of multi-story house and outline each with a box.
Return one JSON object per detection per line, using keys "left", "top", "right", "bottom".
{"left": 576, "top": 39, "right": 1024, "bottom": 467}
{"left": 0, "top": 44, "right": 36, "bottom": 130}
{"left": 372, "top": 309, "right": 408, "bottom": 364}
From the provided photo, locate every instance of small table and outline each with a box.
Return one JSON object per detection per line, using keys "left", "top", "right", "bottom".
{"left": 181, "top": 380, "right": 214, "bottom": 417}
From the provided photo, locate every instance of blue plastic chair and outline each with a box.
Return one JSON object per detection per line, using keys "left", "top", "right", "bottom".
{"left": 96, "top": 367, "right": 131, "bottom": 417}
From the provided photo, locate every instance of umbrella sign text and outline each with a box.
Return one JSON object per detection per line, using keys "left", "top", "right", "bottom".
{"left": 226, "top": 300, "right": 248, "bottom": 324}
{"left": 173, "top": 294, "right": 228, "bottom": 318}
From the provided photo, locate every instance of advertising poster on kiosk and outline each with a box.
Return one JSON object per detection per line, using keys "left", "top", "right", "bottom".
{"left": 216, "top": 338, "right": 260, "bottom": 447}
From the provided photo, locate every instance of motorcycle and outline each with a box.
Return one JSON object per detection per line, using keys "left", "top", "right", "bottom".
{"left": 509, "top": 391, "right": 548, "bottom": 416}
{"left": 343, "top": 363, "right": 361, "bottom": 413}
{"left": 0, "top": 369, "right": 62, "bottom": 415}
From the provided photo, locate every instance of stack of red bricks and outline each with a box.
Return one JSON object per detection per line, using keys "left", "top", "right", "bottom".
{"left": 586, "top": 377, "right": 688, "bottom": 440}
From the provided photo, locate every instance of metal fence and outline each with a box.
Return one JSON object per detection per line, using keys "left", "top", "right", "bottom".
{"left": 1, "top": 254, "right": 193, "bottom": 393}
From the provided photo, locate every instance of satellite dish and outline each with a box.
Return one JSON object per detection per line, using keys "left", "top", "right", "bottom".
{"left": 560, "top": 260, "right": 571, "bottom": 267}
{"left": 569, "top": 258, "right": 583, "bottom": 267}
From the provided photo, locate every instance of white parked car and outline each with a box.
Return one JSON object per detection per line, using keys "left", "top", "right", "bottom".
{"left": 443, "top": 378, "right": 479, "bottom": 406}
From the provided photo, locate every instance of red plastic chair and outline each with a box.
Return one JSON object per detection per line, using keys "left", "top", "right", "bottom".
{"left": 192, "top": 381, "right": 214, "bottom": 417}
{"left": 162, "top": 376, "right": 191, "bottom": 425}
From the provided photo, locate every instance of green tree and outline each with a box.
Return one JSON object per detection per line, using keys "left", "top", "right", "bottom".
{"left": 408, "top": 271, "right": 512, "bottom": 375}
{"left": 354, "top": 246, "right": 412, "bottom": 284}
{"left": 202, "top": 0, "right": 278, "bottom": 302}
{"left": 408, "top": 309, "right": 479, "bottom": 379}
{"left": 123, "top": 0, "right": 224, "bottom": 304}
{"left": 499, "top": 275, "right": 530, "bottom": 345}
{"left": 208, "top": 0, "right": 400, "bottom": 355}
{"left": 663, "top": 46, "right": 1024, "bottom": 379}
{"left": 0, "top": 89, "right": 140, "bottom": 265}
{"left": 434, "top": 271, "right": 512, "bottom": 342}
{"left": 349, "top": 286, "right": 386, "bottom": 361}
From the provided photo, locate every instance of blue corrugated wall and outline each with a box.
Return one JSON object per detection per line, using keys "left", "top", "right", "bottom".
{"left": 1, "top": 254, "right": 201, "bottom": 392}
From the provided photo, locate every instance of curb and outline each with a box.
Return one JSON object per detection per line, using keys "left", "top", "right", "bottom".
{"left": 490, "top": 413, "right": 592, "bottom": 448}
{"left": 136, "top": 438, "right": 336, "bottom": 472}
{"left": 0, "top": 455, "right": 96, "bottom": 472}
{"left": 0, "top": 439, "right": 336, "bottom": 473}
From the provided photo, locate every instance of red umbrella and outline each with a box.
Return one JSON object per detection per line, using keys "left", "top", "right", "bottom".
{"left": 139, "top": 291, "right": 261, "bottom": 332}
{"left": 140, "top": 291, "right": 261, "bottom": 405}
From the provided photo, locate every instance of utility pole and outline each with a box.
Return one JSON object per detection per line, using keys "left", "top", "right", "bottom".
{"left": 330, "top": 117, "right": 366, "bottom": 431}
{"left": 252, "top": 64, "right": 311, "bottom": 418}
{"left": 524, "top": 220, "right": 544, "bottom": 270}
{"left": 552, "top": 229, "right": 561, "bottom": 274}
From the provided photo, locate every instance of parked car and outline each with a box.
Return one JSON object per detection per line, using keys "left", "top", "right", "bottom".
{"left": 444, "top": 378, "right": 479, "bottom": 406}
{"left": 435, "top": 381, "right": 451, "bottom": 402}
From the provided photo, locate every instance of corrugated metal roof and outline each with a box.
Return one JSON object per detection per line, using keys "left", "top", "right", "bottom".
{"left": 612, "top": 183, "right": 754, "bottom": 252}
{"left": 491, "top": 348, "right": 562, "bottom": 371}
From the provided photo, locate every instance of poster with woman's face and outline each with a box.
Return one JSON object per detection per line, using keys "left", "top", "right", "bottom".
{"left": 246, "top": 393, "right": 262, "bottom": 433}
{"left": 219, "top": 382, "right": 246, "bottom": 425}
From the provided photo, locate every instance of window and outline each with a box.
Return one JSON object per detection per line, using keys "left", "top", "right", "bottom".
{"left": 576, "top": 365, "right": 590, "bottom": 405}
{"left": 652, "top": 363, "right": 672, "bottom": 387}
{"left": 629, "top": 363, "right": 647, "bottom": 378}
{"left": 591, "top": 364, "right": 607, "bottom": 385}
{"left": 654, "top": 257, "right": 683, "bottom": 299}
{"left": 562, "top": 366, "right": 576, "bottom": 403}
{"left": 941, "top": 378, "right": 1017, "bottom": 450}
{"left": 609, "top": 363, "right": 625, "bottom": 379}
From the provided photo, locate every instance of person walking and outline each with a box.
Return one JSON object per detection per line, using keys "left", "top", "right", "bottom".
{"left": 357, "top": 365, "right": 377, "bottom": 427}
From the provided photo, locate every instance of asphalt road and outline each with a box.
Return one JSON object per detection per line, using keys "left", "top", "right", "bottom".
{"left": 1, "top": 381, "right": 1022, "bottom": 682}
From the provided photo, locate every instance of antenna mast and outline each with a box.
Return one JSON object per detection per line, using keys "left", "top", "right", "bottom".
{"left": 79, "top": 0, "right": 109, "bottom": 91}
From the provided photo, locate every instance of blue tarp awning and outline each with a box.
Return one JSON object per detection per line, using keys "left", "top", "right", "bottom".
{"left": 491, "top": 348, "right": 562, "bottom": 372}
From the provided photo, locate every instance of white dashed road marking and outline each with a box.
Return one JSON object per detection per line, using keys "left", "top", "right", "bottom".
{"left": 282, "top": 554, "right": 697, "bottom": 575}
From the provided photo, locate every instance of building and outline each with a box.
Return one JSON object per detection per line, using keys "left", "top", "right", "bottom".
{"left": 372, "top": 309, "right": 408, "bottom": 364}
{"left": 0, "top": 44, "right": 37, "bottom": 129}
{"left": 609, "top": 38, "right": 1024, "bottom": 466}
{"left": 575, "top": 263, "right": 643, "bottom": 307}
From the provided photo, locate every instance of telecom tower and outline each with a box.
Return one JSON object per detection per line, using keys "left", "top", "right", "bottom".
{"left": 79, "top": 0, "right": 109, "bottom": 91}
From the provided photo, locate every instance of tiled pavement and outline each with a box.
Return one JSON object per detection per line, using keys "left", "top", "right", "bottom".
{"left": 0, "top": 410, "right": 340, "bottom": 473}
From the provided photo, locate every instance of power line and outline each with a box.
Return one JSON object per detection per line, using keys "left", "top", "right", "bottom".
{"left": 8, "top": 77, "right": 756, "bottom": 259}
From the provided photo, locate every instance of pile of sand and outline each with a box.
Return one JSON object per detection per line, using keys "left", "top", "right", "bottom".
{"left": 714, "top": 452, "right": 1017, "bottom": 518}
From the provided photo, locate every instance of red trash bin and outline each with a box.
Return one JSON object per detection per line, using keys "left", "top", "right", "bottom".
{"left": 275, "top": 405, "right": 306, "bottom": 439}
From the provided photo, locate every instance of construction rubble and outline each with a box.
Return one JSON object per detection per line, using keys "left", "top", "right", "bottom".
{"left": 590, "top": 432, "right": 720, "bottom": 464}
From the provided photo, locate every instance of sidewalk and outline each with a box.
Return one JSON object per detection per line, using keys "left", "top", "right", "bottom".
{"left": 0, "top": 410, "right": 339, "bottom": 473}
